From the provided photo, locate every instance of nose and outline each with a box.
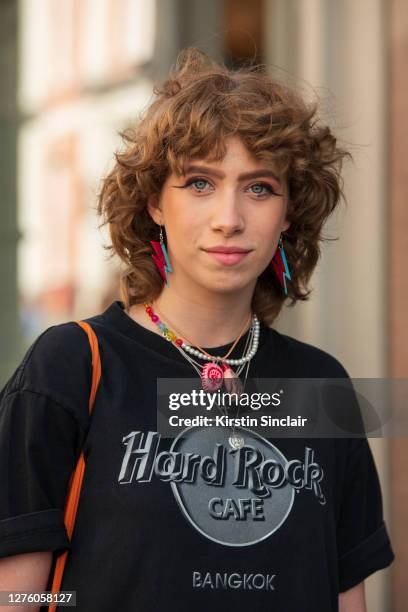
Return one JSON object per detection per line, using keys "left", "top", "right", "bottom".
{"left": 210, "top": 189, "right": 245, "bottom": 235}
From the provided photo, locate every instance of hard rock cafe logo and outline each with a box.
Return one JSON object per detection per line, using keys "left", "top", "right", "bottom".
{"left": 117, "top": 426, "right": 326, "bottom": 546}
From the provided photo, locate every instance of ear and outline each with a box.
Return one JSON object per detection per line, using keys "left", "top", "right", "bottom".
{"left": 282, "top": 219, "right": 291, "bottom": 232}
{"left": 147, "top": 194, "right": 163, "bottom": 225}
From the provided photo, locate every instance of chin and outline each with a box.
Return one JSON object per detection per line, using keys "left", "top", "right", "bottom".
{"left": 201, "top": 275, "right": 254, "bottom": 294}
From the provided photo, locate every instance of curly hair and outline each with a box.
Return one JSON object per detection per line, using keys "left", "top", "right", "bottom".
{"left": 96, "top": 47, "right": 352, "bottom": 326}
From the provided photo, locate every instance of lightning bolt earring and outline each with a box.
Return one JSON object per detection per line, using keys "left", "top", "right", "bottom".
{"left": 150, "top": 224, "right": 173, "bottom": 287}
{"left": 271, "top": 233, "right": 291, "bottom": 295}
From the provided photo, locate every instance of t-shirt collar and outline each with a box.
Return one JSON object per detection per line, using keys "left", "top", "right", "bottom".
{"left": 99, "top": 300, "right": 269, "bottom": 366}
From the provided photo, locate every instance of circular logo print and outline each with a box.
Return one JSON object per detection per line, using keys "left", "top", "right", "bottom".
{"left": 170, "top": 425, "right": 294, "bottom": 547}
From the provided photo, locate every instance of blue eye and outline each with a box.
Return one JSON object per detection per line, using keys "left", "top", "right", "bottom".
{"left": 248, "top": 182, "right": 277, "bottom": 196}
{"left": 179, "top": 177, "right": 280, "bottom": 197}
{"left": 184, "top": 177, "right": 211, "bottom": 192}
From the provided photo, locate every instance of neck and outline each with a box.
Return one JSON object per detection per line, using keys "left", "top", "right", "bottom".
{"left": 150, "top": 279, "right": 256, "bottom": 349}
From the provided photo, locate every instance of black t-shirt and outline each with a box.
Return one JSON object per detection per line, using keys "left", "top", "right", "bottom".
{"left": 0, "top": 300, "right": 394, "bottom": 611}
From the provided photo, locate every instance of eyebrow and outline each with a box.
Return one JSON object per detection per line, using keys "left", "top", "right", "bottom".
{"left": 183, "top": 164, "right": 283, "bottom": 187}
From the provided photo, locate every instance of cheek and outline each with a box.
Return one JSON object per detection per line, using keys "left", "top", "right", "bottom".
{"left": 167, "top": 217, "right": 200, "bottom": 254}
{"left": 253, "top": 221, "right": 281, "bottom": 258}
{"left": 170, "top": 209, "right": 203, "bottom": 240}
{"left": 253, "top": 216, "right": 280, "bottom": 240}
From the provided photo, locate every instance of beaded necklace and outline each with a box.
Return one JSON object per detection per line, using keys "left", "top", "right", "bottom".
{"left": 143, "top": 302, "right": 259, "bottom": 393}
{"left": 143, "top": 302, "right": 260, "bottom": 449}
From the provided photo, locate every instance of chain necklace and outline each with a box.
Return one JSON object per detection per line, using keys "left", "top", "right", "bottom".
{"left": 144, "top": 303, "right": 260, "bottom": 392}
{"left": 153, "top": 303, "right": 252, "bottom": 362}
{"left": 171, "top": 324, "right": 253, "bottom": 450}
{"left": 143, "top": 302, "right": 260, "bottom": 449}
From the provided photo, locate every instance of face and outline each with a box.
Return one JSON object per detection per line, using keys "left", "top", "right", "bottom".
{"left": 147, "top": 135, "right": 291, "bottom": 297}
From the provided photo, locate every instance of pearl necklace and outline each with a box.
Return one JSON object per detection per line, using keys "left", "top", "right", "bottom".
{"left": 181, "top": 315, "right": 259, "bottom": 365}
{"left": 143, "top": 303, "right": 259, "bottom": 364}
{"left": 143, "top": 302, "right": 258, "bottom": 450}
{"left": 143, "top": 301, "right": 259, "bottom": 394}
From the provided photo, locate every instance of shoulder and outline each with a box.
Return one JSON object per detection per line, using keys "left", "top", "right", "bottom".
{"left": 1, "top": 321, "right": 93, "bottom": 424}
{"left": 264, "top": 325, "right": 350, "bottom": 378}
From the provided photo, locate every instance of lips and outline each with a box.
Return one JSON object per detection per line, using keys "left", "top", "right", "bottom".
{"left": 203, "top": 248, "right": 251, "bottom": 266}
{"left": 204, "top": 246, "right": 251, "bottom": 254}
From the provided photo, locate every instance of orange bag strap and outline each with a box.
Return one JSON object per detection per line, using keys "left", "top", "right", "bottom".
{"left": 48, "top": 320, "right": 101, "bottom": 612}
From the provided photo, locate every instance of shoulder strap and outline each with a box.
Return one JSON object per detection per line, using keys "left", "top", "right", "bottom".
{"left": 48, "top": 320, "right": 101, "bottom": 611}
{"left": 76, "top": 320, "right": 102, "bottom": 412}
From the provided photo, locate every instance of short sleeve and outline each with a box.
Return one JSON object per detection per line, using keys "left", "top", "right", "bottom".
{"left": 336, "top": 436, "right": 395, "bottom": 592}
{"left": 0, "top": 323, "right": 93, "bottom": 558}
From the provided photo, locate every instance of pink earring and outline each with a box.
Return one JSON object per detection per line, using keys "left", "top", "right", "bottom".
{"left": 150, "top": 225, "right": 172, "bottom": 287}
{"left": 271, "top": 234, "right": 291, "bottom": 295}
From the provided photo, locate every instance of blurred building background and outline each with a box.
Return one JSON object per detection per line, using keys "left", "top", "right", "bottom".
{"left": 1, "top": 0, "right": 407, "bottom": 610}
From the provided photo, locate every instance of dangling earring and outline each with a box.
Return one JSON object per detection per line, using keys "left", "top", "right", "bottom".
{"left": 271, "top": 233, "right": 291, "bottom": 295}
{"left": 150, "top": 224, "right": 173, "bottom": 287}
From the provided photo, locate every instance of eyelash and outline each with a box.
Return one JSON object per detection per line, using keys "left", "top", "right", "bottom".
{"left": 179, "top": 177, "right": 281, "bottom": 197}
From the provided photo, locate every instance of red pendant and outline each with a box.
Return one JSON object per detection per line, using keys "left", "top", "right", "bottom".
{"left": 201, "top": 362, "right": 224, "bottom": 391}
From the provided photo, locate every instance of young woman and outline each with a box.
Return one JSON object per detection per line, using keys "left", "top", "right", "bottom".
{"left": 0, "top": 47, "right": 394, "bottom": 612}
